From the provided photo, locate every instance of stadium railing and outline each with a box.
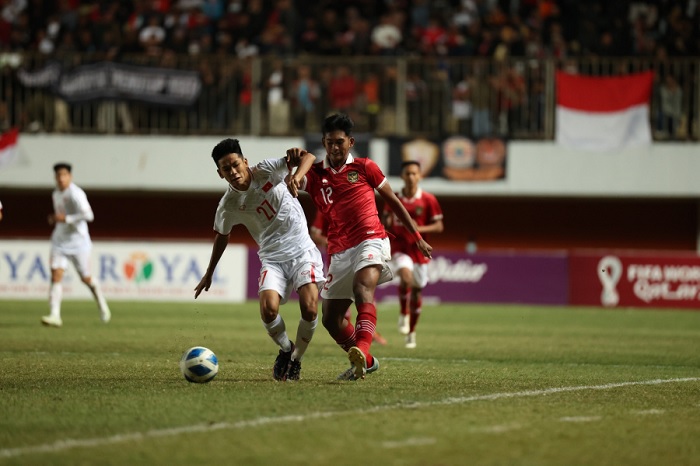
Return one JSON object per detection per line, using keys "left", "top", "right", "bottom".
{"left": 2, "top": 53, "right": 698, "bottom": 140}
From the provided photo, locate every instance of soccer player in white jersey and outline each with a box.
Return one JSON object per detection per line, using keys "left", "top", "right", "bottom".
{"left": 42, "top": 162, "right": 111, "bottom": 327}
{"left": 194, "top": 138, "right": 325, "bottom": 381}
{"left": 286, "top": 113, "right": 432, "bottom": 381}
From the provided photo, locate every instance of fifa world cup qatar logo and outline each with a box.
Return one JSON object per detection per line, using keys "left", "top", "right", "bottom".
{"left": 597, "top": 255, "right": 622, "bottom": 307}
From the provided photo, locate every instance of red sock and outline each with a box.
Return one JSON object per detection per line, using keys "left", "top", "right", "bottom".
{"left": 399, "top": 284, "right": 410, "bottom": 316}
{"left": 335, "top": 320, "right": 356, "bottom": 352}
{"left": 409, "top": 295, "right": 422, "bottom": 332}
{"left": 355, "top": 302, "right": 377, "bottom": 363}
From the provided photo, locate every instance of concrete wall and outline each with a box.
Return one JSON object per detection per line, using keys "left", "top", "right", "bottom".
{"left": 1, "top": 134, "right": 699, "bottom": 198}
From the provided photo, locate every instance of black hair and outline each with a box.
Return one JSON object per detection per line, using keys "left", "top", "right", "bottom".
{"left": 53, "top": 162, "right": 72, "bottom": 173}
{"left": 322, "top": 113, "right": 354, "bottom": 137}
{"left": 401, "top": 160, "right": 421, "bottom": 170}
{"left": 211, "top": 138, "right": 243, "bottom": 166}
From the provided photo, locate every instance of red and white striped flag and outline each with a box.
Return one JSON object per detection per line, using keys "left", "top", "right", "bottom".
{"left": 0, "top": 127, "right": 19, "bottom": 167}
{"left": 556, "top": 71, "right": 653, "bottom": 152}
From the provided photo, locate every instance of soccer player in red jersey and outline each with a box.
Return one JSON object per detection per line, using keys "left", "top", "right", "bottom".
{"left": 287, "top": 113, "right": 431, "bottom": 380}
{"left": 383, "top": 161, "right": 443, "bottom": 348}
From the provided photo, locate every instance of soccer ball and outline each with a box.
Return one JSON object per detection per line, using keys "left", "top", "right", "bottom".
{"left": 180, "top": 346, "right": 219, "bottom": 383}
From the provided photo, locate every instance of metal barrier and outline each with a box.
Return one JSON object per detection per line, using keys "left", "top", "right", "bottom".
{"left": 2, "top": 54, "right": 698, "bottom": 140}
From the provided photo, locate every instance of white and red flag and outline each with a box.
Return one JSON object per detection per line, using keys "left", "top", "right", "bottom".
{"left": 0, "top": 127, "right": 19, "bottom": 167}
{"left": 556, "top": 71, "right": 654, "bottom": 152}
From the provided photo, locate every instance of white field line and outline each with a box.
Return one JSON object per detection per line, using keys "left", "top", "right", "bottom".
{"left": 469, "top": 423, "right": 523, "bottom": 434}
{"left": 559, "top": 416, "right": 603, "bottom": 423}
{"left": 382, "top": 437, "right": 437, "bottom": 449}
{"left": 1, "top": 377, "right": 698, "bottom": 460}
{"left": 632, "top": 409, "right": 666, "bottom": 415}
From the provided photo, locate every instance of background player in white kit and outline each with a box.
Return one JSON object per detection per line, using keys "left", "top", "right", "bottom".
{"left": 42, "top": 162, "right": 111, "bottom": 327}
{"left": 194, "top": 138, "right": 325, "bottom": 381}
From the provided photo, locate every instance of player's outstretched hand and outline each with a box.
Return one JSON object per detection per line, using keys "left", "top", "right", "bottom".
{"left": 194, "top": 276, "right": 212, "bottom": 299}
{"left": 417, "top": 238, "right": 433, "bottom": 259}
{"left": 285, "top": 147, "right": 307, "bottom": 167}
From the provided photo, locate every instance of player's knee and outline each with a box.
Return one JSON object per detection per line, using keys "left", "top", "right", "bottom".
{"left": 260, "top": 306, "right": 278, "bottom": 323}
{"left": 298, "top": 285, "right": 319, "bottom": 320}
{"left": 321, "top": 312, "right": 336, "bottom": 331}
{"left": 352, "top": 286, "right": 375, "bottom": 304}
{"left": 299, "top": 301, "right": 318, "bottom": 321}
{"left": 259, "top": 298, "right": 279, "bottom": 322}
{"left": 51, "top": 270, "right": 64, "bottom": 282}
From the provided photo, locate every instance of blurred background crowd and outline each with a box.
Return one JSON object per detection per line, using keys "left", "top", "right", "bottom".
{"left": 0, "top": 0, "right": 697, "bottom": 139}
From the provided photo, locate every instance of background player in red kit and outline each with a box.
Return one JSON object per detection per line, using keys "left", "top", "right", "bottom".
{"left": 288, "top": 113, "right": 431, "bottom": 380}
{"left": 383, "top": 160, "right": 444, "bottom": 348}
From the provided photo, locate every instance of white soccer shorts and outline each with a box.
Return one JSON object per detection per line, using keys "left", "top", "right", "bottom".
{"left": 391, "top": 252, "right": 429, "bottom": 289}
{"left": 321, "top": 238, "right": 393, "bottom": 301}
{"left": 49, "top": 247, "right": 92, "bottom": 279}
{"left": 258, "top": 247, "right": 325, "bottom": 304}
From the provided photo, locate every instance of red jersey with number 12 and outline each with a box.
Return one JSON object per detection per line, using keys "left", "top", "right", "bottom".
{"left": 385, "top": 188, "right": 443, "bottom": 264}
{"left": 303, "top": 154, "right": 388, "bottom": 255}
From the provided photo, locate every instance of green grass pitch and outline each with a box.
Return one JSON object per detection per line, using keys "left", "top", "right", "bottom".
{"left": 1, "top": 300, "right": 699, "bottom": 465}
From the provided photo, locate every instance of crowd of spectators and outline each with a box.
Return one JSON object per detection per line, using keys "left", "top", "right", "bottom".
{"left": 0, "top": 0, "right": 697, "bottom": 60}
{"left": 0, "top": 0, "right": 698, "bottom": 138}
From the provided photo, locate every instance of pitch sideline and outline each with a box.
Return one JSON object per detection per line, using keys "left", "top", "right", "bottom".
{"left": 1, "top": 377, "right": 698, "bottom": 459}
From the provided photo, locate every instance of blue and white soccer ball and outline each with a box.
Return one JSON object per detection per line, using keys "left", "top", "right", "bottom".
{"left": 180, "top": 346, "right": 219, "bottom": 383}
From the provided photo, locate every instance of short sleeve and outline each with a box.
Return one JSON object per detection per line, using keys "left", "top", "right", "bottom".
{"left": 213, "top": 199, "right": 235, "bottom": 234}
{"left": 363, "top": 158, "right": 387, "bottom": 189}
{"left": 256, "top": 158, "right": 287, "bottom": 185}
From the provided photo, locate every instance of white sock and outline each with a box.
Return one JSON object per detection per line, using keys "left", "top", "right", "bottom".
{"left": 292, "top": 317, "right": 318, "bottom": 361}
{"left": 88, "top": 279, "right": 109, "bottom": 312}
{"left": 262, "top": 314, "right": 292, "bottom": 352}
{"left": 49, "top": 283, "right": 62, "bottom": 318}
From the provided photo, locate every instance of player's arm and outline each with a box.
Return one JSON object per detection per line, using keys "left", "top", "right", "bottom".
{"left": 418, "top": 218, "right": 444, "bottom": 235}
{"left": 380, "top": 202, "right": 394, "bottom": 229}
{"left": 285, "top": 148, "right": 315, "bottom": 197}
{"left": 377, "top": 182, "right": 432, "bottom": 259}
{"left": 64, "top": 192, "right": 95, "bottom": 224}
{"left": 417, "top": 196, "right": 444, "bottom": 234}
{"left": 194, "top": 231, "right": 229, "bottom": 298}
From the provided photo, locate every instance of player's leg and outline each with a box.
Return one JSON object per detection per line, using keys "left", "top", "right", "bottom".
{"left": 397, "top": 268, "right": 412, "bottom": 334}
{"left": 320, "top": 248, "right": 357, "bottom": 352}
{"left": 291, "top": 247, "right": 323, "bottom": 360}
{"left": 350, "top": 264, "right": 383, "bottom": 379}
{"left": 260, "top": 289, "right": 294, "bottom": 381}
{"left": 285, "top": 247, "right": 325, "bottom": 380}
{"left": 372, "top": 328, "right": 388, "bottom": 345}
{"left": 258, "top": 262, "right": 294, "bottom": 380}
{"left": 42, "top": 251, "right": 67, "bottom": 327}
{"left": 406, "top": 263, "right": 429, "bottom": 349}
{"left": 74, "top": 250, "right": 110, "bottom": 323}
{"left": 287, "top": 282, "right": 319, "bottom": 380}
{"left": 321, "top": 241, "right": 388, "bottom": 380}
{"left": 346, "top": 238, "right": 392, "bottom": 378}
{"left": 324, "top": 298, "right": 368, "bottom": 380}
{"left": 260, "top": 288, "right": 287, "bottom": 345}
{"left": 393, "top": 253, "right": 414, "bottom": 335}
{"left": 322, "top": 298, "right": 356, "bottom": 351}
